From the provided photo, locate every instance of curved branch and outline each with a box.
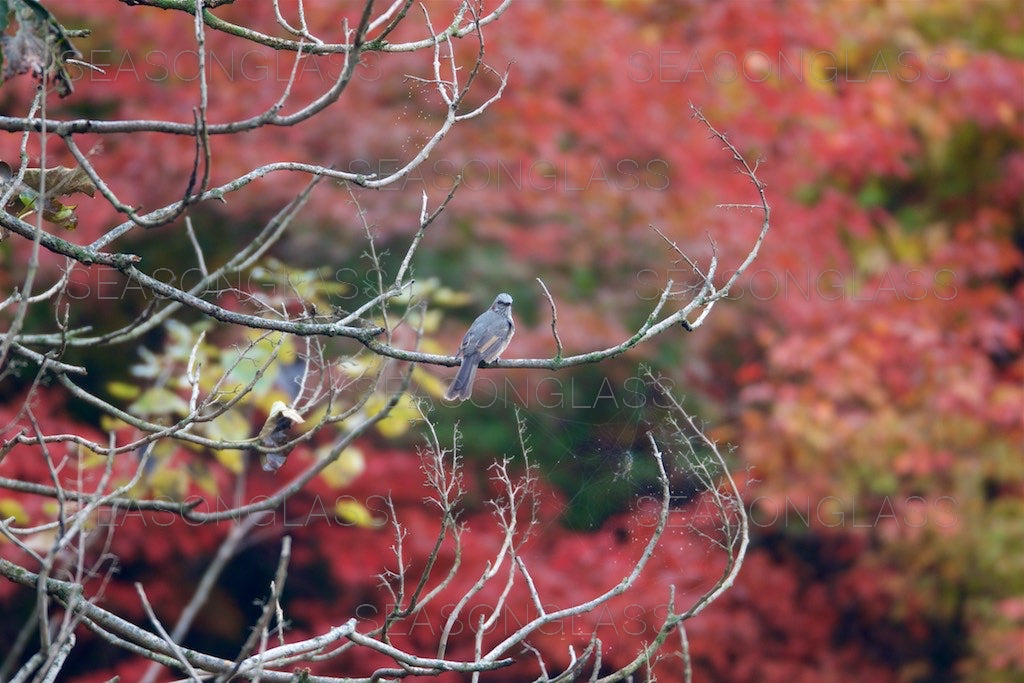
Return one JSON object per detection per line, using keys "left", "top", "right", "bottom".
{"left": 481, "top": 437, "right": 672, "bottom": 665}
{"left": 0, "top": 1, "right": 514, "bottom": 137}
{"left": 109, "top": 0, "right": 512, "bottom": 57}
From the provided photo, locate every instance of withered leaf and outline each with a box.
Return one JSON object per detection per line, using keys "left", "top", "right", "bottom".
{"left": 0, "top": 0, "right": 81, "bottom": 97}
{"left": 21, "top": 166, "right": 96, "bottom": 197}
{"left": 255, "top": 401, "right": 305, "bottom": 473}
{"left": 2, "top": 162, "right": 93, "bottom": 231}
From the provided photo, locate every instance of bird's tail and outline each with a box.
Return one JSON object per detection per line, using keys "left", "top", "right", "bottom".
{"left": 444, "top": 355, "right": 479, "bottom": 402}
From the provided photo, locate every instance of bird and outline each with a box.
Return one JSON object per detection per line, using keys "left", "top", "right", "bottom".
{"left": 444, "top": 293, "right": 515, "bottom": 402}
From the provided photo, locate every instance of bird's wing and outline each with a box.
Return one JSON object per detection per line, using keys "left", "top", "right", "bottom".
{"left": 476, "top": 333, "right": 505, "bottom": 360}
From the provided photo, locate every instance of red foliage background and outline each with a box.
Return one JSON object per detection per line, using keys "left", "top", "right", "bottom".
{"left": 1, "top": 1, "right": 1022, "bottom": 681}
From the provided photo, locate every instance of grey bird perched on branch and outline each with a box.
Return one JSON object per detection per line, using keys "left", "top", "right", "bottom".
{"left": 444, "top": 293, "right": 515, "bottom": 402}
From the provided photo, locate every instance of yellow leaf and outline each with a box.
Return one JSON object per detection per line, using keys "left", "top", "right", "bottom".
{"left": 280, "top": 337, "right": 298, "bottom": 365}
{"left": 339, "top": 354, "right": 383, "bottom": 378}
{"left": 391, "top": 277, "right": 439, "bottom": 305}
{"left": 406, "top": 308, "right": 443, "bottom": 334}
{"left": 99, "top": 415, "right": 129, "bottom": 432}
{"left": 107, "top": 381, "right": 141, "bottom": 400}
{"left": 301, "top": 402, "right": 330, "bottom": 426}
{"left": 148, "top": 467, "right": 188, "bottom": 499}
{"left": 335, "top": 499, "right": 384, "bottom": 528}
{"left": 375, "top": 393, "right": 420, "bottom": 438}
{"left": 205, "top": 410, "right": 250, "bottom": 443}
{"left": 252, "top": 389, "right": 294, "bottom": 416}
{"left": 213, "top": 449, "right": 246, "bottom": 475}
{"left": 320, "top": 446, "right": 365, "bottom": 488}
{"left": 412, "top": 365, "right": 447, "bottom": 399}
{"left": 191, "top": 465, "right": 221, "bottom": 496}
{"left": 77, "top": 444, "right": 108, "bottom": 469}
{"left": 419, "top": 339, "right": 448, "bottom": 356}
{"left": 432, "top": 286, "right": 474, "bottom": 307}
{"left": 129, "top": 387, "right": 190, "bottom": 417}
{"left": 0, "top": 499, "right": 29, "bottom": 525}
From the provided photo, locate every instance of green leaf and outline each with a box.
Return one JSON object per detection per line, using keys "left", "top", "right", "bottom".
{"left": 45, "top": 200, "right": 77, "bottom": 230}
{"left": 857, "top": 178, "right": 887, "bottom": 208}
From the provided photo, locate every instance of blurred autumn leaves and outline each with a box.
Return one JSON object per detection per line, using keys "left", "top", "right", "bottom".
{"left": 0, "top": 0, "right": 1021, "bottom": 679}
{"left": 93, "top": 275, "right": 475, "bottom": 527}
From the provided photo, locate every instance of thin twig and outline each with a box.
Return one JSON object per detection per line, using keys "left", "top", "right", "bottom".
{"left": 135, "top": 583, "right": 203, "bottom": 681}
{"left": 536, "top": 277, "right": 563, "bottom": 359}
